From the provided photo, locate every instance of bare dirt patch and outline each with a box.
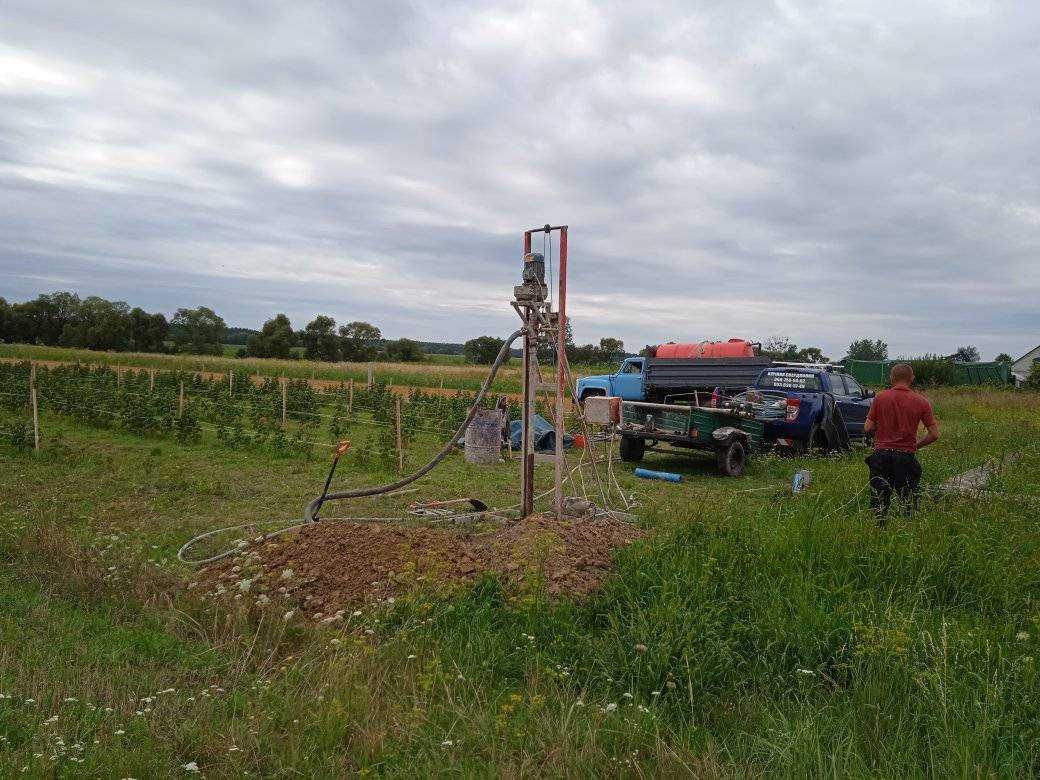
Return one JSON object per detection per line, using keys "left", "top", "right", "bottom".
{"left": 196, "top": 514, "right": 644, "bottom": 615}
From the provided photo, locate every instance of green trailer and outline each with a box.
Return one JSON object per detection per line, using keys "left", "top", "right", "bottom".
{"left": 617, "top": 400, "right": 764, "bottom": 476}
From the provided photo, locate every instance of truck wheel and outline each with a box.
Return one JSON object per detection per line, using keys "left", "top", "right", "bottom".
{"left": 619, "top": 436, "right": 645, "bottom": 463}
{"left": 717, "top": 439, "right": 747, "bottom": 477}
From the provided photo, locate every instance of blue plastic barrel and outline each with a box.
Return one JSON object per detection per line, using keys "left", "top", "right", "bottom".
{"left": 634, "top": 468, "right": 683, "bottom": 483}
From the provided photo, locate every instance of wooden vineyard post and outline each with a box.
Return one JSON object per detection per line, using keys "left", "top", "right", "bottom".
{"left": 178, "top": 382, "right": 185, "bottom": 418}
{"left": 31, "top": 387, "right": 40, "bottom": 454}
{"left": 367, "top": 362, "right": 374, "bottom": 388}
{"left": 348, "top": 379, "right": 354, "bottom": 414}
{"left": 149, "top": 370, "right": 155, "bottom": 393}
{"left": 281, "top": 378, "right": 288, "bottom": 428}
{"left": 28, "top": 361, "right": 36, "bottom": 402}
{"left": 395, "top": 397, "right": 404, "bottom": 474}
{"left": 229, "top": 371, "right": 233, "bottom": 397}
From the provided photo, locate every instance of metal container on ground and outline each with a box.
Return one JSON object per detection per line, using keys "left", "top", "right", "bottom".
{"left": 465, "top": 407, "right": 504, "bottom": 464}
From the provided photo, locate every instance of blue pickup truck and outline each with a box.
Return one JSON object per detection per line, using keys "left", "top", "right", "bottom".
{"left": 580, "top": 360, "right": 874, "bottom": 452}
{"left": 737, "top": 366, "right": 874, "bottom": 451}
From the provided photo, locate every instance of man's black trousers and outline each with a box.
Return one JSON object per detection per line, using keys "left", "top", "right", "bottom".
{"left": 865, "top": 449, "right": 922, "bottom": 519}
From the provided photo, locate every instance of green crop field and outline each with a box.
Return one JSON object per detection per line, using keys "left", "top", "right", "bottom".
{"left": 1, "top": 362, "right": 1039, "bottom": 775}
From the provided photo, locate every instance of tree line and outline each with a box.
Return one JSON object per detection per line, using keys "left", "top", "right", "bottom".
{"left": 461, "top": 323, "right": 628, "bottom": 366}
{"left": 0, "top": 292, "right": 421, "bottom": 362}
{"left": 2, "top": 291, "right": 1011, "bottom": 368}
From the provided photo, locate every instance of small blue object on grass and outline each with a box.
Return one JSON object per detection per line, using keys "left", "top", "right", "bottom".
{"left": 791, "top": 469, "right": 812, "bottom": 493}
{"left": 634, "top": 468, "right": 683, "bottom": 483}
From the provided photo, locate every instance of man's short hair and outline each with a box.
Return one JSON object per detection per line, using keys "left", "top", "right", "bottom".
{"left": 890, "top": 362, "right": 914, "bottom": 383}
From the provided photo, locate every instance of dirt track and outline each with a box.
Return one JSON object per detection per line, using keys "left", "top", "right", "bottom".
{"left": 0, "top": 356, "right": 531, "bottom": 401}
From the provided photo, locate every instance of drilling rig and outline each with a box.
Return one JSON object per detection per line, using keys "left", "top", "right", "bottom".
{"left": 511, "top": 224, "right": 568, "bottom": 519}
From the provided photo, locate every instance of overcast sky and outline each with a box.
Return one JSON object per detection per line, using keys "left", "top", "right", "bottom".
{"left": 1, "top": 1, "right": 1038, "bottom": 359}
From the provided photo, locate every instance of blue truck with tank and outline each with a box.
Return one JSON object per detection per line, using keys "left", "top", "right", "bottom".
{"left": 577, "top": 340, "right": 874, "bottom": 473}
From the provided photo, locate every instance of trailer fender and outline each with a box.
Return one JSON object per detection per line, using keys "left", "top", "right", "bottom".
{"left": 712, "top": 426, "right": 749, "bottom": 445}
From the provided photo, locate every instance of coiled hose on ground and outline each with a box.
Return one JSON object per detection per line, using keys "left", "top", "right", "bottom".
{"left": 178, "top": 329, "right": 524, "bottom": 565}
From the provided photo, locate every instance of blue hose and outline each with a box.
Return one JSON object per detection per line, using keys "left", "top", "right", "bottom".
{"left": 634, "top": 468, "right": 683, "bottom": 483}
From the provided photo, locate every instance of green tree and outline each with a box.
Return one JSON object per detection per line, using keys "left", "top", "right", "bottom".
{"left": 953, "top": 345, "right": 981, "bottom": 362}
{"left": 170, "top": 306, "right": 227, "bottom": 354}
{"left": 763, "top": 335, "right": 797, "bottom": 360}
{"left": 128, "top": 308, "right": 169, "bottom": 352}
{"left": 598, "top": 337, "right": 626, "bottom": 363}
{"left": 0, "top": 297, "right": 10, "bottom": 342}
{"left": 463, "top": 335, "right": 507, "bottom": 365}
{"left": 385, "top": 337, "right": 425, "bottom": 362}
{"left": 246, "top": 314, "right": 294, "bottom": 359}
{"left": 339, "top": 321, "right": 382, "bottom": 361}
{"left": 1027, "top": 361, "right": 1040, "bottom": 389}
{"left": 795, "top": 346, "right": 827, "bottom": 363}
{"left": 60, "top": 296, "right": 133, "bottom": 351}
{"left": 301, "top": 315, "right": 340, "bottom": 362}
{"left": 847, "top": 338, "right": 888, "bottom": 361}
{"left": 543, "top": 320, "right": 575, "bottom": 363}
{"left": 11, "top": 292, "right": 82, "bottom": 345}
{"left": 995, "top": 352, "right": 1013, "bottom": 363}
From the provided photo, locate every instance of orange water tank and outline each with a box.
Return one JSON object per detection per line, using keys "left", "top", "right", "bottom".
{"left": 655, "top": 339, "right": 757, "bottom": 359}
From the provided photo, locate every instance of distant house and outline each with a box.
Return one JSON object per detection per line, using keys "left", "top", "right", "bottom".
{"left": 1011, "top": 345, "right": 1040, "bottom": 384}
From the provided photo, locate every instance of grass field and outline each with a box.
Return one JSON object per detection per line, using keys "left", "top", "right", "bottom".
{"left": 1, "top": 377, "right": 1039, "bottom": 775}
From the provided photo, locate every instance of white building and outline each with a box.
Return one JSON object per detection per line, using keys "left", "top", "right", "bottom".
{"left": 1011, "top": 345, "right": 1040, "bottom": 384}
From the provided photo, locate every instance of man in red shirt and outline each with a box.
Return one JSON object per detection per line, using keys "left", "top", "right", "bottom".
{"left": 863, "top": 363, "right": 940, "bottom": 522}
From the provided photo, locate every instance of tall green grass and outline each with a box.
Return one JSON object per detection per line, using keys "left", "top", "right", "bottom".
{"left": 0, "top": 387, "right": 1037, "bottom": 774}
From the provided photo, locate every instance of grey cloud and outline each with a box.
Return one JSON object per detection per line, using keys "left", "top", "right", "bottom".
{"left": 1, "top": 0, "right": 1038, "bottom": 360}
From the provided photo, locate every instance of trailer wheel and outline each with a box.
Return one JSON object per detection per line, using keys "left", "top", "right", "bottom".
{"left": 619, "top": 436, "right": 645, "bottom": 463}
{"left": 717, "top": 439, "right": 747, "bottom": 477}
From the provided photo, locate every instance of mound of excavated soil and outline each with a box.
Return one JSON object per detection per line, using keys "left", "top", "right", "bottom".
{"left": 195, "top": 514, "right": 643, "bottom": 616}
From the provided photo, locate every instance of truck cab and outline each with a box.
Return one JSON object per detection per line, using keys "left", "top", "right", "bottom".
{"left": 576, "top": 356, "right": 645, "bottom": 402}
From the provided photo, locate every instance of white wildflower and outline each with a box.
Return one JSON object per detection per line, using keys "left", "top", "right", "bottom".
{"left": 1017, "top": 631, "right": 1030, "bottom": 642}
{"left": 182, "top": 761, "right": 200, "bottom": 772}
{"left": 604, "top": 702, "right": 617, "bottom": 712}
